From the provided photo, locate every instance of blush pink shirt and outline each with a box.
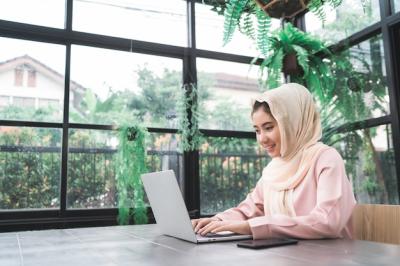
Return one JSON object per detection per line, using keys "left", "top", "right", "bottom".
{"left": 215, "top": 147, "right": 356, "bottom": 240}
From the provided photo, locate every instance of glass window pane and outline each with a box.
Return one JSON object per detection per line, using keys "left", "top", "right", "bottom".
{"left": 200, "top": 137, "right": 268, "bottom": 215}
{"left": 0, "top": 37, "right": 66, "bottom": 122}
{"left": 0, "top": 126, "right": 61, "bottom": 209}
{"left": 67, "top": 130, "right": 182, "bottom": 209}
{"left": 196, "top": 3, "right": 280, "bottom": 56}
{"left": 394, "top": 0, "right": 400, "bottom": 13}
{"left": 147, "top": 133, "right": 184, "bottom": 195}
{"left": 73, "top": 0, "right": 187, "bottom": 47}
{"left": 305, "top": 0, "right": 381, "bottom": 44}
{"left": 70, "top": 45, "right": 182, "bottom": 128}
{"left": 197, "top": 58, "right": 264, "bottom": 131}
{"left": 325, "top": 35, "right": 389, "bottom": 125}
{"left": 332, "top": 124, "right": 398, "bottom": 204}
{"left": 67, "top": 129, "right": 117, "bottom": 209}
{"left": 0, "top": 0, "right": 65, "bottom": 28}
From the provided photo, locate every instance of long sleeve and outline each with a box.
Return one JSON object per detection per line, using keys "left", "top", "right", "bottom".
{"left": 248, "top": 148, "right": 356, "bottom": 239}
{"left": 214, "top": 179, "right": 265, "bottom": 221}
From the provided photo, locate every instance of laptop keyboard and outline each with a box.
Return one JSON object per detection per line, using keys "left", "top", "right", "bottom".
{"left": 201, "top": 232, "right": 238, "bottom": 238}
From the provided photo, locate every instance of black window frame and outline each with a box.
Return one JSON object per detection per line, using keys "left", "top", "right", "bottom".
{"left": 0, "top": 0, "right": 399, "bottom": 231}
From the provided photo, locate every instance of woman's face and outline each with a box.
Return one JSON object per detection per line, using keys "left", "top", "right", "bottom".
{"left": 252, "top": 107, "right": 281, "bottom": 158}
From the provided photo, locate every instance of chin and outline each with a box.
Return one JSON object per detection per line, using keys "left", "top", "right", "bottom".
{"left": 267, "top": 151, "right": 279, "bottom": 158}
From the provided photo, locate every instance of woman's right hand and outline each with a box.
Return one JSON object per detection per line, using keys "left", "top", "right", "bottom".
{"left": 191, "top": 217, "right": 220, "bottom": 233}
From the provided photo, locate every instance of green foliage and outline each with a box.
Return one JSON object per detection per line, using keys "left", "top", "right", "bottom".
{"left": 361, "top": 176, "right": 379, "bottom": 195}
{"left": 177, "top": 83, "right": 204, "bottom": 151}
{"left": 255, "top": 7, "right": 271, "bottom": 56}
{"left": 67, "top": 130, "right": 117, "bottom": 208}
{"left": 116, "top": 125, "right": 148, "bottom": 225}
{"left": 222, "top": 1, "right": 272, "bottom": 50}
{"left": 0, "top": 127, "right": 61, "bottom": 209}
{"left": 223, "top": 0, "right": 250, "bottom": 45}
{"left": 1, "top": 105, "right": 61, "bottom": 122}
{"left": 239, "top": 12, "right": 256, "bottom": 41}
{"left": 208, "top": 99, "right": 253, "bottom": 131}
{"left": 205, "top": 0, "right": 229, "bottom": 15}
{"left": 200, "top": 137, "right": 269, "bottom": 214}
{"left": 259, "top": 22, "right": 332, "bottom": 99}
{"left": 308, "top": 0, "right": 372, "bottom": 25}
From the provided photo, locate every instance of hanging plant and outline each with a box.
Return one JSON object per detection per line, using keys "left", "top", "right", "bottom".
{"left": 177, "top": 83, "right": 203, "bottom": 152}
{"left": 221, "top": 0, "right": 272, "bottom": 55}
{"left": 254, "top": 0, "right": 310, "bottom": 19}
{"left": 116, "top": 124, "right": 148, "bottom": 225}
{"left": 258, "top": 22, "right": 333, "bottom": 103}
{"left": 207, "top": 0, "right": 370, "bottom": 52}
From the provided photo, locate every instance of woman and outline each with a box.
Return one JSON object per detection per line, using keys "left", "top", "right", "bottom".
{"left": 192, "top": 83, "right": 356, "bottom": 240}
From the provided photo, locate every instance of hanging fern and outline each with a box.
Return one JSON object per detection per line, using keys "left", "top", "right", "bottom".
{"left": 223, "top": 0, "right": 249, "bottom": 46}
{"left": 258, "top": 22, "right": 333, "bottom": 103}
{"left": 255, "top": 6, "right": 271, "bottom": 56}
{"left": 308, "top": 0, "right": 346, "bottom": 23}
{"left": 238, "top": 12, "right": 256, "bottom": 41}
{"left": 177, "top": 83, "right": 203, "bottom": 151}
{"left": 292, "top": 44, "right": 309, "bottom": 75}
{"left": 116, "top": 124, "right": 148, "bottom": 225}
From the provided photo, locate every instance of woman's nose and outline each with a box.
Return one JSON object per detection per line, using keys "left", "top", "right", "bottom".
{"left": 258, "top": 131, "right": 268, "bottom": 142}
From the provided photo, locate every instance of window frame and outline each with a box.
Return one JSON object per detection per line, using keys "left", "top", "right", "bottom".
{"left": 0, "top": 0, "right": 400, "bottom": 231}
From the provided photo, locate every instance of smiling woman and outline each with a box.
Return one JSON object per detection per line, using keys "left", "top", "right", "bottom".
{"left": 251, "top": 102, "right": 281, "bottom": 158}
{"left": 192, "top": 83, "right": 357, "bottom": 240}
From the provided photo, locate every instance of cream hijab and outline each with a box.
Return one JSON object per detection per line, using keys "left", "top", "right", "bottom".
{"left": 253, "top": 83, "right": 329, "bottom": 217}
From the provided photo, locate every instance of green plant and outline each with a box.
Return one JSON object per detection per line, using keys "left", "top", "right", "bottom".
{"left": 220, "top": 0, "right": 272, "bottom": 53}
{"left": 116, "top": 125, "right": 148, "bottom": 225}
{"left": 177, "top": 83, "right": 203, "bottom": 151}
{"left": 207, "top": 0, "right": 370, "bottom": 49}
{"left": 258, "top": 22, "right": 333, "bottom": 100}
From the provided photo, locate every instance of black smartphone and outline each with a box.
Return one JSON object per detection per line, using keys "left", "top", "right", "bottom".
{"left": 237, "top": 238, "right": 298, "bottom": 249}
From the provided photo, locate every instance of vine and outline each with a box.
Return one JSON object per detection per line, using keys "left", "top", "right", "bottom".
{"left": 177, "top": 83, "right": 203, "bottom": 152}
{"left": 116, "top": 124, "right": 148, "bottom": 225}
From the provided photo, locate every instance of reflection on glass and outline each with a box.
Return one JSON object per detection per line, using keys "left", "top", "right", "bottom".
{"left": 0, "top": 126, "right": 61, "bottom": 209}
{"left": 0, "top": 0, "right": 65, "bottom": 28}
{"left": 195, "top": 3, "right": 262, "bottom": 56}
{"left": 305, "top": 0, "right": 380, "bottom": 44}
{"left": 73, "top": 0, "right": 187, "bottom": 47}
{"left": 197, "top": 58, "right": 264, "bottom": 131}
{"left": 321, "top": 35, "right": 389, "bottom": 126}
{"left": 70, "top": 45, "right": 182, "bottom": 128}
{"left": 199, "top": 137, "right": 268, "bottom": 215}
{"left": 332, "top": 124, "right": 398, "bottom": 204}
{"left": 66, "top": 130, "right": 182, "bottom": 208}
{"left": 0, "top": 37, "right": 66, "bottom": 122}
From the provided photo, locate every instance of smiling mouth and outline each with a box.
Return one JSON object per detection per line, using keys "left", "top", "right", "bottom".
{"left": 264, "top": 144, "right": 275, "bottom": 151}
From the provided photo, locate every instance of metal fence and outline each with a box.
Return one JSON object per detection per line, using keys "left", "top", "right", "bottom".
{"left": 1, "top": 145, "right": 398, "bottom": 211}
{"left": 0, "top": 145, "right": 267, "bottom": 211}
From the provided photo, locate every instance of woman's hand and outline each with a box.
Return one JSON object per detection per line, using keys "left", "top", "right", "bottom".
{"left": 192, "top": 217, "right": 220, "bottom": 233}
{"left": 196, "top": 220, "right": 252, "bottom": 236}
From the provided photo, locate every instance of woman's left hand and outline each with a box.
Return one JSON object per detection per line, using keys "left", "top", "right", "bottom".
{"left": 196, "top": 220, "right": 252, "bottom": 236}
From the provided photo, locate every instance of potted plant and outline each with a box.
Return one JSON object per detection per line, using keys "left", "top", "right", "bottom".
{"left": 258, "top": 22, "right": 333, "bottom": 101}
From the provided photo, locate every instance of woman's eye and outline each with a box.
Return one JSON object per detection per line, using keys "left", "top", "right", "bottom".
{"left": 265, "top": 126, "right": 273, "bottom": 131}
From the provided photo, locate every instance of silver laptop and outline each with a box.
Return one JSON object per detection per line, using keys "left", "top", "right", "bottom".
{"left": 140, "top": 170, "right": 253, "bottom": 243}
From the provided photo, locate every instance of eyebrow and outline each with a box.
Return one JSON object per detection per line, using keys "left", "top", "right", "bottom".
{"left": 253, "top": 122, "right": 274, "bottom": 128}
